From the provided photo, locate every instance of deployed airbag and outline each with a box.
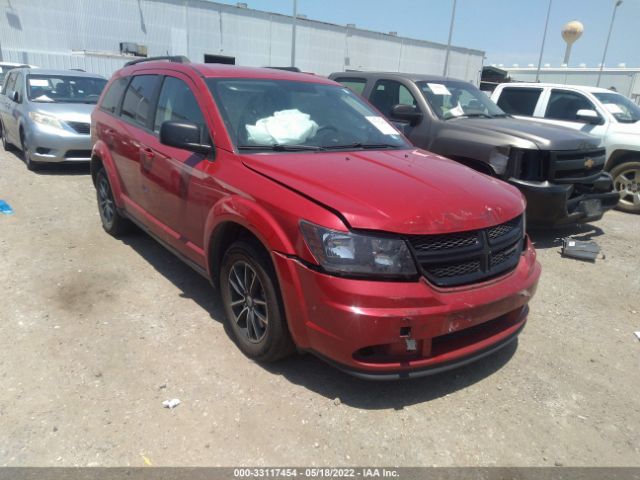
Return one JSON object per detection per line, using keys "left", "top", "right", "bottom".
{"left": 246, "top": 109, "right": 319, "bottom": 145}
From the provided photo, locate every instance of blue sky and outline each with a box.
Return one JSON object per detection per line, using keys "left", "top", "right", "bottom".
{"left": 216, "top": 0, "right": 640, "bottom": 67}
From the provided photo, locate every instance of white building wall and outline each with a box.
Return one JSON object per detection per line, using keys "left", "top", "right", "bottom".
{"left": 0, "top": 0, "right": 485, "bottom": 82}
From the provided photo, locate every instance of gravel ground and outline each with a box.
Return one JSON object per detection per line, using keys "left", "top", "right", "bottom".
{"left": 0, "top": 148, "right": 639, "bottom": 467}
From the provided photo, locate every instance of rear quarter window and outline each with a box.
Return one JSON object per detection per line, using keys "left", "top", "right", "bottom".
{"left": 334, "top": 77, "right": 367, "bottom": 95}
{"left": 496, "top": 87, "right": 542, "bottom": 116}
{"left": 100, "top": 77, "right": 129, "bottom": 114}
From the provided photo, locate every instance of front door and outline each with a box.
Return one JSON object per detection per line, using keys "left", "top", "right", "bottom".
{"left": 142, "top": 73, "right": 215, "bottom": 264}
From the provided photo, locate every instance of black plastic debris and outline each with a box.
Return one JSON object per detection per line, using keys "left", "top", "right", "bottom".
{"left": 561, "top": 238, "right": 604, "bottom": 262}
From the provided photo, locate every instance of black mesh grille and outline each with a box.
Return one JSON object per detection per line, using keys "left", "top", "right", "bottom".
{"left": 430, "top": 260, "right": 482, "bottom": 278}
{"left": 410, "top": 232, "right": 478, "bottom": 251}
{"left": 487, "top": 217, "right": 519, "bottom": 239}
{"left": 67, "top": 121, "right": 90, "bottom": 134}
{"left": 408, "top": 215, "right": 524, "bottom": 287}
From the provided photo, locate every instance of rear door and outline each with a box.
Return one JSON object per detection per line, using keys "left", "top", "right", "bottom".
{"left": 494, "top": 86, "right": 543, "bottom": 118}
{"left": 111, "top": 74, "right": 162, "bottom": 215}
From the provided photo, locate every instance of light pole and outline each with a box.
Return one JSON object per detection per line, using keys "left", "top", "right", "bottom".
{"left": 535, "top": 0, "right": 553, "bottom": 82}
{"left": 597, "top": 0, "right": 623, "bottom": 87}
{"left": 290, "top": 0, "right": 297, "bottom": 68}
{"left": 442, "top": 0, "right": 457, "bottom": 77}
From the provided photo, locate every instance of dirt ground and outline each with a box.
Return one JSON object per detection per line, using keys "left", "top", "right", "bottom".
{"left": 1, "top": 148, "right": 639, "bottom": 467}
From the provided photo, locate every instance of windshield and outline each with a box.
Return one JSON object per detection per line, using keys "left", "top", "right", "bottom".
{"left": 206, "top": 78, "right": 411, "bottom": 151}
{"left": 26, "top": 74, "right": 107, "bottom": 104}
{"left": 417, "top": 80, "right": 506, "bottom": 120}
{"left": 593, "top": 92, "right": 640, "bottom": 123}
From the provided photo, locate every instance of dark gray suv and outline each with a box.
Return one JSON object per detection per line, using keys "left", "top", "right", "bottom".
{"left": 330, "top": 72, "right": 619, "bottom": 228}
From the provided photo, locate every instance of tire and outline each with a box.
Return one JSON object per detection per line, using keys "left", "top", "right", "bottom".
{"left": 220, "top": 240, "right": 295, "bottom": 362}
{"left": 95, "top": 168, "right": 131, "bottom": 236}
{"left": 611, "top": 161, "right": 640, "bottom": 214}
{"left": 20, "top": 129, "right": 41, "bottom": 171}
{"left": 1, "top": 121, "right": 14, "bottom": 151}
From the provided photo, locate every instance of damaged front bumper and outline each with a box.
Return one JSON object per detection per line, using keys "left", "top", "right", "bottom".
{"left": 273, "top": 238, "right": 541, "bottom": 380}
{"left": 511, "top": 172, "right": 619, "bottom": 228}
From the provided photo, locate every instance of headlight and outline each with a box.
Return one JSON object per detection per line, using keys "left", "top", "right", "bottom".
{"left": 28, "top": 112, "right": 65, "bottom": 130}
{"left": 489, "top": 146, "right": 511, "bottom": 175}
{"left": 299, "top": 220, "right": 417, "bottom": 278}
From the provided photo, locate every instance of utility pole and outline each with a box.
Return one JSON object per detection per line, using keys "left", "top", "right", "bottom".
{"left": 442, "top": 0, "right": 457, "bottom": 77}
{"left": 535, "top": 0, "right": 553, "bottom": 82}
{"left": 290, "top": 0, "right": 297, "bottom": 68}
{"left": 597, "top": 0, "right": 623, "bottom": 87}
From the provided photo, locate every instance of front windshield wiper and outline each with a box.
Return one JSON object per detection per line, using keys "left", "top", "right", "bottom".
{"left": 445, "top": 112, "right": 494, "bottom": 120}
{"left": 238, "top": 144, "right": 324, "bottom": 152}
{"left": 321, "top": 142, "right": 399, "bottom": 150}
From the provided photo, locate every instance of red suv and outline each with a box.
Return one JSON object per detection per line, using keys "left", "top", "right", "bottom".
{"left": 91, "top": 57, "right": 541, "bottom": 379}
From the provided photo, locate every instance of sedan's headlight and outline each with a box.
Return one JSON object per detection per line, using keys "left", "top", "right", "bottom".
{"left": 300, "top": 220, "right": 417, "bottom": 278}
{"left": 489, "top": 146, "right": 511, "bottom": 175}
{"left": 28, "top": 112, "right": 65, "bottom": 130}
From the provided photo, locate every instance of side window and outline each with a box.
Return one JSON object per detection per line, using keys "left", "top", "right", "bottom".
{"left": 334, "top": 77, "right": 366, "bottom": 95}
{"left": 100, "top": 77, "right": 129, "bottom": 115}
{"left": 545, "top": 90, "right": 596, "bottom": 122}
{"left": 9, "top": 72, "right": 23, "bottom": 101}
{"left": 3, "top": 72, "right": 16, "bottom": 96}
{"left": 370, "top": 80, "right": 417, "bottom": 117}
{"left": 120, "top": 75, "right": 160, "bottom": 128}
{"left": 496, "top": 87, "right": 542, "bottom": 116}
{"left": 153, "top": 76, "right": 206, "bottom": 134}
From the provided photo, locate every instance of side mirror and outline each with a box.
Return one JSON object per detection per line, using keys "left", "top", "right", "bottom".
{"left": 576, "top": 109, "right": 601, "bottom": 125}
{"left": 390, "top": 104, "right": 423, "bottom": 126}
{"left": 11, "top": 91, "right": 20, "bottom": 103}
{"left": 159, "top": 121, "right": 212, "bottom": 156}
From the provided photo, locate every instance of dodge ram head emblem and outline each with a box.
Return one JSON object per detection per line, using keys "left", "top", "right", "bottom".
{"left": 584, "top": 158, "right": 594, "bottom": 169}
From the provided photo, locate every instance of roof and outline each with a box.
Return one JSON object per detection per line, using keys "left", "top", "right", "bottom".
{"left": 123, "top": 61, "right": 336, "bottom": 85}
{"left": 14, "top": 67, "right": 105, "bottom": 78}
{"left": 499, "top": 82, "right": 615, "bottom": 94}
{"left": 330, "top": 71, "right": 467, "bottom": 83}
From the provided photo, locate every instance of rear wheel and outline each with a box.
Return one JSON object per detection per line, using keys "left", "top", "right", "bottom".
{"left": 20, "top": 129, "right": 41, "bottom": 171}
{"left": 611, "top": 161, "right": 640, "bottom": 214}
{"left": 220, "top": 240, "right": 295, "bottom": 362}
{"left": 1, "top": 121, "right": 14, "bottom": 151}
{"left": 96, "top": 168, "right": 131, "bottom": 236}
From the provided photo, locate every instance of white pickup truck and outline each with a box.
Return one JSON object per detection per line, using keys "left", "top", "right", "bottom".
{"left": 491, "top": 83, "right": 640, "bottom": 213}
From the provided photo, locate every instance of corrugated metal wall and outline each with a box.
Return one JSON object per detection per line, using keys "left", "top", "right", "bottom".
{"left": 0, "top": 0, "right": 485, "bottom": 82}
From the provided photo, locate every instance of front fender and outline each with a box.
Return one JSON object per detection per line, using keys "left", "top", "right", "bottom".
{"left": 92, "top": 139, "right": 125, "bottom": 209}
{"left": 204, "top": 194, "right": 297, "bottom": 272}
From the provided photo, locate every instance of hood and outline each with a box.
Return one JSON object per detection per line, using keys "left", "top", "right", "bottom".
{"left": 29, "top": 102, "right": 94, "bottom": 124}
{"left": 242, "top": 148, "right": 525, "bottom": 235}
{"left": 452, "top": 117, "right": 601, "bottom": 151}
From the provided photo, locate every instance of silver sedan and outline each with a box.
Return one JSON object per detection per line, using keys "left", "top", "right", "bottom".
{"left": 0, "top": 68, "right": 107, "bottom": 170}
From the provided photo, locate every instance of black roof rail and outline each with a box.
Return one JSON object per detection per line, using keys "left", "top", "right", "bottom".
{"left": 124, "top": 55, "right": 190, "bottom": 67}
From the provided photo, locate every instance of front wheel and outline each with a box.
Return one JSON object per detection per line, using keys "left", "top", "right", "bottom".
{"left": 220, "top": 240, "right": 295, "bottom": 362}
{"left": 611, "top": 161, "right": 640, "bottom": 214}
{"left": 20, "top": 130, "right": 41, "bottom": 171}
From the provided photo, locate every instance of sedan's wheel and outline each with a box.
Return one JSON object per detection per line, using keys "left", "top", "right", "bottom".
{"left": 611, "top": 161, "right": 640, "bottom": 214}
{"left": 20, "top": 130, "right": 40, "bottom": 171}
{"left": 96, "top": 168, "right": 131, "bottom": 236}
{"left": 1, "top": 121, "right": 14, "bottom": 151}
{"left": 220, "top": 240, "right": 294, "bottom": 362}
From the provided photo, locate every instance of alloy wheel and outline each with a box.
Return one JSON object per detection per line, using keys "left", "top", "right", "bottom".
{"left": 227, "top": 261, "right": 269, "bottom": 343}
{"left": 97, "top": 174, "right": 115, "bottom": 228}
{"left": 614, "top": 167, "right": 640, "bottom": 209}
